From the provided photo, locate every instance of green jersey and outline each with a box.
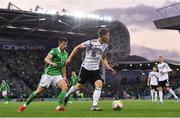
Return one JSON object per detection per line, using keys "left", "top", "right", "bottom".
{"left": 44, "top": 47, "right": 68, "bottom": 76}
{"left": 1, "top": 82, "right": 8, "bottom": 92}
{"left": 70, "top": 75, "right": 79, "bottom": 86}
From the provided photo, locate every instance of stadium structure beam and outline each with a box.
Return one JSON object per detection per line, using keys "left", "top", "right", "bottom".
{"left": 0, "top": 3, "right": 25, "bottom": 31}
{"left": 0, "top": 13, "right": 25, "bottom": 31}
{"left": 7, "top": 2, "right": 22, "bottom": 11}
{"left": 16, "top": 20, "right": 51, "bottom": 39}
{"left": 156, "top": 2, "right": 180, "bottom": 18}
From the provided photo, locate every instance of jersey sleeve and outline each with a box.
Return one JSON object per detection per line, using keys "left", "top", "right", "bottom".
{"left": 163, "top": 63, "right": 172, "bottom": 73}
{"left": 49, "top": 48, "right": 56, "bottom": 56}
{"left": 156, "top": 72, "right": 159, "bottom": 78}
{"left": 81, "top": 40, "right": 91, "bottom": 48}
{"left": 148, "top": 72, "right": 151, "bottom": 78}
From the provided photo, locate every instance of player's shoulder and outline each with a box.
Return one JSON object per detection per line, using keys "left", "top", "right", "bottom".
{"left": 90, "top": 39, "right": 97, "bottom": 42}
{"left": 149, "top": 71, "right": 153, "bottom": 74}
{"left": 163, "top": 62, "right": 168, "bottom": 65}
{"left": 50, "top": 47, "right": 57, "bottom": 52}
{"left": 157, "top": 63, "right": 161, "bottom": 67}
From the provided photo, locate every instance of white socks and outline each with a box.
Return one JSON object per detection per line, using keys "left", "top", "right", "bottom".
{"left": 151, "top": 90, "right": 154, "bottom": 101}
{"left": 66, "top": 86, "right": 76, "bottom": 97}
{"left": 151, "top": 90, "right": 157, "bottom": 102}
{"left": 155, "top": 91, "right": 157, "bottom": 102}
{"left": 159, "top": 90, "right": 163, "bottom": 102}
{"left": 93, "top": 88, "right": 102, "bottom": 106}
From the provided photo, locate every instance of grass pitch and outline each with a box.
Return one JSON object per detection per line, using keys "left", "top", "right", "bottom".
{"left": 0, "top": 100, "right": 180, "bottom": 117}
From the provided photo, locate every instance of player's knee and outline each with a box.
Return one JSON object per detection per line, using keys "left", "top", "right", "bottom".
{"left": 35, "top": 86, "right": 44, "bottom": 95}
{"left": 158, "top": 87, "right": 162, "bottom": 91}
{"left": 61, "top": 86, "right": 68, "bottom": 92}
{"left": 166, "top": 87, "right": 170, "bottom": 91}
{"left": 95, "top": 80, "right": 103, "bottom": 88}
{"left": 75, "top": 83, "right": 82, "bottom": 89}
{"left": 60, "top": 82, "right": 68, "bottom": 91}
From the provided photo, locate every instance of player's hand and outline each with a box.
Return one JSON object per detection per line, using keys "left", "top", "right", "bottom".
{"left": 51, "top": 63, "right": 57, "bottom": 67}
{"left": 110, "top": 68, "right": 116, "bottom": 75}
{"left": 160, "top": 71, "right": 164, "bottom": 74}
{"left": 65, "top": 58, "right": 71, "bottom": 65}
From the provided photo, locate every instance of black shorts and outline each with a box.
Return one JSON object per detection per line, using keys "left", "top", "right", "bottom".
{"left": 78, "top": 66, "right": 104, "bottom": 86}
{"left": 151, "top": 85, "right": 158, "bottom": 91}
{"left": 158, "top": 80, "right": 171, "bottom": 88}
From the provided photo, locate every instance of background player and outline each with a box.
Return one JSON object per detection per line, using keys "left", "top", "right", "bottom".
{"left": 0, "top": 79, "right": 10, "bottom": 104}
{"left": 157, "top": 56, "right": 178, "bottom": 104}
{"left": 68, "top": 70, "right": 80, "bottom": 103}
{"left": 147, "top": 66, "right": 158, "bottom": 102}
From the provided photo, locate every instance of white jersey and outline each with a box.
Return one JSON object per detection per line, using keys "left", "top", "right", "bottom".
{"left": 157, "top": 62, "right": 172, "bottom": 81}
{"left": 148, "top": 71, "right": 158, "bottom": 85}
{"left": 81, "top": 39, "right": 108, "bottom": 70}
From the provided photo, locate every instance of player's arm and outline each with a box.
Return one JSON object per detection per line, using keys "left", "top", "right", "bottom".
{"left": 101, "top": 54, "right": 116, "bottom": 74}
{"left": 66, "top": 43, "right": 85, "bottom": 65}
{"left": 147, "top": 77, "right": 150, "bottom": 86}
{"left": 62, "top": 65, "right": 67, "bottom": 81}
{"left": 160, "top": 64, "right": 172, "bottom": 74}
{"left": 44, "top": 54, "right": 57, "bottom": 67}
{"left": 163, "top": 64, "right": 172, "bottom": 73}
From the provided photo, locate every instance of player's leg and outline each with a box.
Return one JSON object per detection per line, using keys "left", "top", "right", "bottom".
{"left": 150, "top": 88, "right": 155, "bottom": 102}
{"left": 55, "top": 79, "right": 68, "bottom": 111}
{"left": 154, "top": 87, "right": 158, "bottom": 102}
{"left": 158, "top": 81, "right": 164, "bottom": 104}
{"left": 2, "top": 91, "right": 8, "bottom": 104}
{"left": 64, "top": 83, "right": 82, "bottom": 106}
{"left": 158, "top": 86, "right": 163, "bottom": 104}
{"left": 67, "top": 93, "right": 74, "bottom": 104}
{"left": 17, "top": 86, "right": 45, "bottom": 112}
{"left": 17, "top": 74, "right": 51, "bottom": 112}
{"left": 75, "top": 90, "right": 81, "bottom": 97}
{"left": 166, "top": 87, "right": 178, "bottom": 103}
{"left": 91, "top": 79, "right": 103, "bottom": 111}
{"left": 64, "top": 67, "right": 86, "bottom": 106}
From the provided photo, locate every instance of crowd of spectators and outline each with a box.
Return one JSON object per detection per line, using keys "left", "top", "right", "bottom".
{"left": 0, "top": 49, "right": 180, "bottom": 100}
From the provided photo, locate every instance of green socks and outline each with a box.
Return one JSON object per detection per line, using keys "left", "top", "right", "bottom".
{"left": 25, "top": 92, "right": 36, "bottom": 106}
{"left": 58, "top": 91, "right": 67, "bottom": 106}
{"left": 4, "top": 96, "right": 8, "bottom": 102}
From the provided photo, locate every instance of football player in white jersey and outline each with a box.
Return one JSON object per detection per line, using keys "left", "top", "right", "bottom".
{"left": 64, "top": 28, "right": 116, "bottom": 111}
{"left": 157, "top": 56, "right": 178, "bottom": 104}
{"left": 147, "top": 66, "right": 158, "bottom": 102}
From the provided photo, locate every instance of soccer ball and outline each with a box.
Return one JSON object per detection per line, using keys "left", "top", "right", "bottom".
{"left": 112, "top": 100, "right": 123, "bottom": 111}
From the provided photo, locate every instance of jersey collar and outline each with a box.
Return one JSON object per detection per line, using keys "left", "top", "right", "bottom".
{"left": 58, "top": 47, "right": 65, "bottom": 53}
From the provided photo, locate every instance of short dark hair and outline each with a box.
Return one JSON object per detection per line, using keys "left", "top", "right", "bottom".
{"left": 98, "top": 28, "right": 109, "bottom": 37}
{"left": 58, "top": 37, "right": 68, "bottom": 43}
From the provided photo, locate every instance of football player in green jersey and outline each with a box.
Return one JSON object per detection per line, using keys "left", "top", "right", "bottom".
{"left": 0, "top": 80, "right": 10, "bottom": 104}
{"left": 17, "top": 37, "right": 69, "bottom": 112}
{"left": 68, "top": 71, "right": 80, "bottom": 103}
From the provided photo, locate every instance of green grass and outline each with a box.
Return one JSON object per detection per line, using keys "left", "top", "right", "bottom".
{"left": 0, "top": 100, "right": 180, "bottom": 117}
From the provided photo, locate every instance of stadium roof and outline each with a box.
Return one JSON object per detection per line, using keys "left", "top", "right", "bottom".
{"left": 0, "top": 6, "right": 131, "bottom": 63}
{"left": 0, "top": 8, "right": 120, "bottom": 42}
{"left": 113, "top": 56, "right": 180, "bottom": 70}
{"left": 154, "top": 15, "right": 180, "bottom": 31}
{"left": 153, "top": 2, "right": 180, "bottom": 31}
